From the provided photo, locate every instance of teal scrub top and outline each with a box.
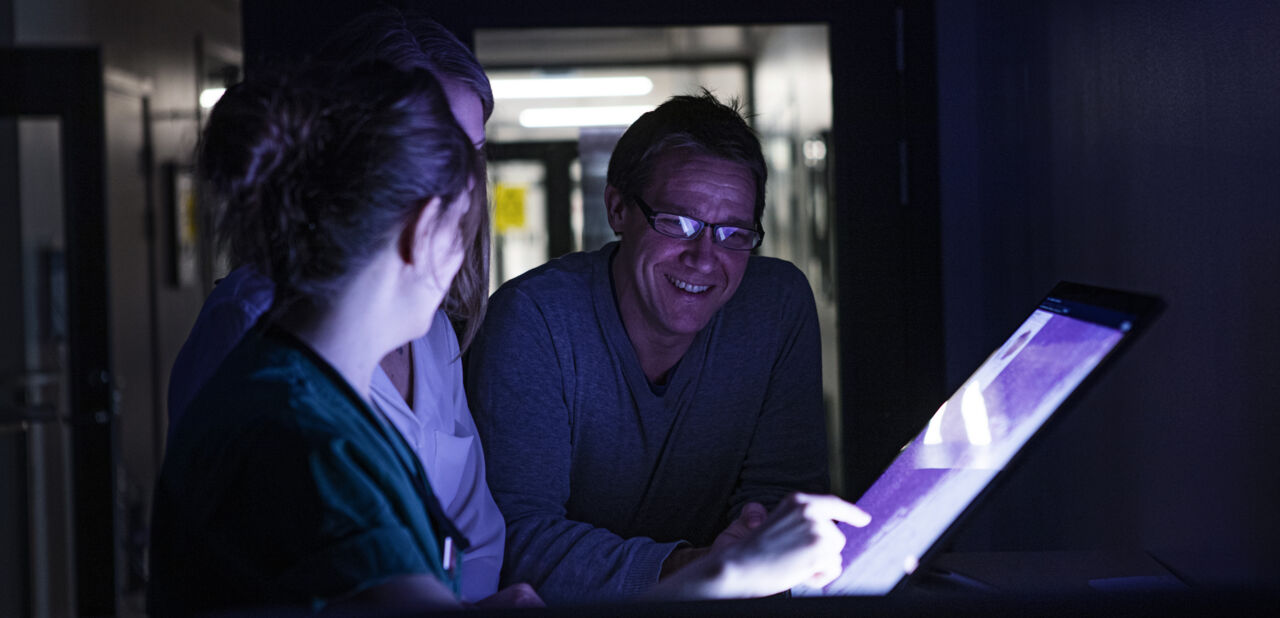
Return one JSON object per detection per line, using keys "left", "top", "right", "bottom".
{"left": 149, "top": 325, "right": 462, "bottom": 614}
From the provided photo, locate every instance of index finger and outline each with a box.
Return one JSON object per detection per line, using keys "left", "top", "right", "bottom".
{"left": 795, "top": 494, "right": 872, "bottom": 527}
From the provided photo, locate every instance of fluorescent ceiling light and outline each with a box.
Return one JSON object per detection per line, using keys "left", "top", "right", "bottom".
{"left": 492, "top": 76, "right": 653, "bottom": 99}
{"left": 199, "top": 87, "right": 226, "bottom": 109}
{"left": 519, "top": 105, "right": 654, "bottom": 128}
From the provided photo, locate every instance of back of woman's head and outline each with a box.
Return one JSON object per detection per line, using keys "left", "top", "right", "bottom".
{"left": 200, "top": 63, "right": 478, "bottom": 317}
{"left": 316, "top": 6, "right": 493, "bottom": 121}
{"left": 315, "top": 6, "right": 493, "bottom": 348}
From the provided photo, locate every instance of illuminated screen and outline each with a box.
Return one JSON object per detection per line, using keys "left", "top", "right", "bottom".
{"left": 799, "top": 296, "right": 1137, "bottom": 596}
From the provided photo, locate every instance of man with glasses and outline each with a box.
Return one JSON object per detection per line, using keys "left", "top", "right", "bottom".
{"left": 467, "top": 92, "right": 827, "bottom": 603}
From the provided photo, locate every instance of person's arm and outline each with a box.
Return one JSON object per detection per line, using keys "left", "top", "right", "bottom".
{"left": 728, "top": 264, "right": 830, "bottom": 516}
{"left": 467, "top": 287, "right": 682, "bottom": 603}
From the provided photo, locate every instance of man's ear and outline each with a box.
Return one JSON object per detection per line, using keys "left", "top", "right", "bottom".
{"left": 398, "top": 196, "right": 444, "bottom": 268}
{"left": 604, "top": 184, "right": 627, "bottom": 235}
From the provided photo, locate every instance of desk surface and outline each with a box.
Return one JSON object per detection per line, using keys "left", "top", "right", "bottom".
{"left": 460, "top": 590, "right": 1279, "bottom": 618}
{"left": 923, "top": 549, "right": 1186, "bottom": 593}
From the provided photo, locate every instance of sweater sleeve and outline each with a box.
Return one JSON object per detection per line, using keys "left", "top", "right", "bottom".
{"left": 728, "top": 264, "right": 830, "bottom": 516}
{"left": 466, "top": 286, "right": 681, "bottom": 604}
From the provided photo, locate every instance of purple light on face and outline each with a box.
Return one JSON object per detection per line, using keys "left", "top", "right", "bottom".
{"left": 796, "top": 309, "right": 1125, "bottom": 596}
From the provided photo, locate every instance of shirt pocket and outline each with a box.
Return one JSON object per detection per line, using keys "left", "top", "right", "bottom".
{"left": 428, "top": 430, "right": 475, "bottom": 513}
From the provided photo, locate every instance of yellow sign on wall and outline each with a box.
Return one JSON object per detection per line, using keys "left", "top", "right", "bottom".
{"left": 493, "top": 183, "right": 527, "bottom": 233}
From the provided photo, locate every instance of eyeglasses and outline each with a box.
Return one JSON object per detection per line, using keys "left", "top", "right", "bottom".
{"left": 631, "top": 195, "right": 764, "bottom": 251}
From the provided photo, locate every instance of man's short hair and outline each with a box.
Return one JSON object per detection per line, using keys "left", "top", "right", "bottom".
{"left": 606, "top": 90, "right": 767, "bottom": 222}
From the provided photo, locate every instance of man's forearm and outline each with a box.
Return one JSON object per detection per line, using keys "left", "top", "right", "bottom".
{"left": 501, "top": 513, "right": 683, "bottom": 603}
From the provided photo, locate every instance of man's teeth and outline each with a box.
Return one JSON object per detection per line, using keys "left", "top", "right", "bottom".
{"left": 667, "top": 275, "right": 709, "bottom": 293}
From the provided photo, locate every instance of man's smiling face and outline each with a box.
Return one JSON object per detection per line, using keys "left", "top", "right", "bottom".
{"left": 608, "top": 147, "right": 756, "bottom": 345}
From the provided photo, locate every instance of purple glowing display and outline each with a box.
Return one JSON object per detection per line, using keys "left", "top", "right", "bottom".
{"left": 800, "top": 308, "right": 1125, "bottom": 595}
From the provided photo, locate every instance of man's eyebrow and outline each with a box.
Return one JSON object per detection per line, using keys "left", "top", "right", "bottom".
{"left": 661, "top": 203, "right": 754, "bottom": 228}
{"left": 718, "top": 217, "right": 756, "bottom": 228}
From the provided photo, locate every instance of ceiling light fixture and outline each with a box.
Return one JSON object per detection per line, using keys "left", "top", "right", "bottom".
{"left": 518, "top": 105, "right": 654, "bottom": 128}
{"left": 492, "top": 76, "right": 654, "bottom": 99}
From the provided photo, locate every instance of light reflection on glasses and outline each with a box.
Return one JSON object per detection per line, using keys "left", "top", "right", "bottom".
{"left": 631, "top": 195, "right": 763, "bottom": 251}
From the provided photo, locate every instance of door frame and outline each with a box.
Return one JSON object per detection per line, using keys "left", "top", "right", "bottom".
{"left": 487, "top": 140, "right": 579, "bottom": 261}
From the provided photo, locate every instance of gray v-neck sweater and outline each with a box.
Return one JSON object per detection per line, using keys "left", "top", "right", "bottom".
{"left": 467, "top": 242, "right": 828, "bottom": 603}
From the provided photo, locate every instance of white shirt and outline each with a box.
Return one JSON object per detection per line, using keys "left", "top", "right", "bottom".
{"left": 368, "top": 311, "right": 505, "bottom": 601}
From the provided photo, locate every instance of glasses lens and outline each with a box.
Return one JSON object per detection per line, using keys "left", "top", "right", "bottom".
{"left": 653, "top": 214, "right": 703, "bottom": 239}
{"left": 715, "top": 226, "right": 761, "bottom": 250}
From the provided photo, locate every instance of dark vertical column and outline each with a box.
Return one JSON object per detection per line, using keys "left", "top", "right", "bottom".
{"left": 2, "top": 8, "right": 32, "bottom": 601}
{"left": 544, "top": 142, "right": 577, "bottom": 259}
{"left": 0, "top": 111, "right": 30, "bottom": 618}
{"left": 0, "top": 106, "right": 35, "bottom": 600}
{"left": 0, "top": 434, "right": 27, "bottom": 617}
{"left": 56, "top": 49, "right": 115, "bottom": 617}
{"left": 832, "top": 1, "right": 944, "bottom": 497}
{"left": 0, "top": 118, "right": 24, "bottom": 373}
{"left": 3, "top": 46, "right": 114, "bottom": 617}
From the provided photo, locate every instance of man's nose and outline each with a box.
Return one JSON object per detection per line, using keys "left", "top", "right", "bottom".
{"left": 681, "top": 230, "right": 717, "bottom": 272}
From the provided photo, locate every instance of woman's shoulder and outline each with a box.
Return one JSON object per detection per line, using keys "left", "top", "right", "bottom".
{"left": 184, "top": 329, "right": 355, "bottom": 438}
